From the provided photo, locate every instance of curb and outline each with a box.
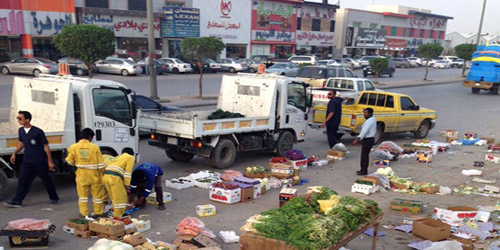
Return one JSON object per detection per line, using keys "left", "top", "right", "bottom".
{"left": 379, "top": 79, "right": 459, "bottom": 90}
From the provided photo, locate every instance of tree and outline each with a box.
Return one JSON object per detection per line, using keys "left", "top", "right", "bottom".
{"left": 54, "top": 25, "right": 115, "bottom": 78}
{"left": 369, "top": 58, "right": 388, "bottom": 84}
{"left": 418, "top": 43, "right": 443, "bottom": 80}
{"left": 181, "top": 37, "right": 225, "bottom": 98}
{"left": 454, "top": 44, "right": 477, "bottom": 77}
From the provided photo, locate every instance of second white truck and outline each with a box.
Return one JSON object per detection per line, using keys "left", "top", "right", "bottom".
{"left": 140, "top": 73, "right": 312, "bottom": 169}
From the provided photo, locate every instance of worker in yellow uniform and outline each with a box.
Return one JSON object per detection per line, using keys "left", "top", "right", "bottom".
{"left": 102, "top": 148, "right": 135, "bottom": 218}
{"left": 65, "top": 128, "right": 105, "bottom": 218}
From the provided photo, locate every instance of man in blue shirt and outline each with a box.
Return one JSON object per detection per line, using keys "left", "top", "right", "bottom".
{"left": 321, "top": 90, "right": 343, "bottom": 148}
{"left": 3, "top": 111, "right": 60, "bottom": 208}
{"left": 129, "top": 163, "right": 165, "bottom": 210}
{"left": 353, "top": 108, "right": 377, "bottom": 176}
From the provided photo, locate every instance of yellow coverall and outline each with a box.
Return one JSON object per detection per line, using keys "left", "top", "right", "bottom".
{"left": 102, "top": 153, "right": 135, "bottom": 218}
{"left": 65, "top": 139, "right": 105, "bottom": 217}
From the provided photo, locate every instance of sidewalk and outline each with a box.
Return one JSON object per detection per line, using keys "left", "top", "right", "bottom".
{"left": 162, "top": 75, "right": 463, "bottom": 108}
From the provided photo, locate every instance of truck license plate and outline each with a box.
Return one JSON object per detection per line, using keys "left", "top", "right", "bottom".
{"left": 167, "top": 137, "right": 178, "bottom": 145}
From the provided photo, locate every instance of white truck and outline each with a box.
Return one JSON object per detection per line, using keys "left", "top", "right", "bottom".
{"left": 0, "top": 75, "right": 140, "bottom": 199}
{"left": 140, "top": 74, "right": 312, "bottom": 169}
{"left": 311, "top": 77, "right": 383, "bottom": 105}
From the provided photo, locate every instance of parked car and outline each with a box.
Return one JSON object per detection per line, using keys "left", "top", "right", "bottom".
{"left": 185, "top": 58, "right": 219, "bottom": 74}
{"left": 252, "top": 55, "right": 274, "bottom": 68}
{"left": 358, "top": 55, "right": 384, "bottom": 67}
{"left": 58, "top": 57, "right": 93, "bottom": 76}
{"left": 392, "top": 58, "right": 412, "bottom": 68}
{"left": 137, "top": 59, "right": 168, "bottom": 75}
{"left": 288, "top": 55, "right": 317, "bottom": 65}
{"left": 433, "top": 60, "right": 451, "bottom": 69}
{"left": 265, "top": 62, "right": 299, "bottom": 76}
{"left": 133, "top": 95, "right": 182, "bottom": 113}
{"left": 407, "top": 57, "right": 422, "bottom": 67}
{"left": 0, "top": 57, "right": 58, "bottom": 76}
{"left": 451, "top": 58, "right": 464, "bottom": 68}
{"left": 317, "top": 59, "right": 343, "bottom": 67}
{"left": 95, "top": 58, "right": 142, "bottom": 76}
{"left": 204, "top": 58, "right": 222, "bottom": 73}
{"left": 217, "top": 58, "right": 248, "bottom": 73}
{"left": 158, "top": 58, "right": 192, "bottom": 73}
{"left": 421, "top": 58, "right": 434, "bottom": 67}
{"left": 363, "top": 59, "right": 395, "bottom": 77}
{"left": 342, "top": 58, "right": 361, "bottom": 69}
{"left": 295, "top": 65, "right": 355, "bottom": 87}
{"left": 311, "top": 77, "right": 383, "bottom": 104}
{"left": 237, "top": 58, "right": 263, "bottom": 73}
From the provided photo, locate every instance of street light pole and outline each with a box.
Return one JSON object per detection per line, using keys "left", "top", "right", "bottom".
{"left": 147, "top": 0, "right": 158, "bottom": 100}
{"left": 476, "top": 0, "right": 487, "bottom": 44}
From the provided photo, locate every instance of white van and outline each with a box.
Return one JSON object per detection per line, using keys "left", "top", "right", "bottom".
{"left": 288, "top": 55, "right": 317, "bottom": 65}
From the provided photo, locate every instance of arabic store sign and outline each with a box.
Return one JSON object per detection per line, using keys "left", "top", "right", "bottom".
{"left": 23, "top": 11, "right": 74, "bottom": 36}
{"left": 252, "top": 1, "right": 296, "bottom": 43}
{"left": 194, "top": 0, "right": 250, "bottom": 43}
{"left": 162, "top": 7, "right": 200, "bottom": 38}
{"left": 355, "top": 28, "right": 386, "bottom": 47}
{"left": 296, "top": 31, "right": 333, "bottom": 46}
{"left": 0, "top": 10, "right": 24, "bottom": 35}
{"left": 82, "top": 13, "right": 160, "bottom": 38}
{"left": 409, "top": 15, "right": 446, "bottom": 31}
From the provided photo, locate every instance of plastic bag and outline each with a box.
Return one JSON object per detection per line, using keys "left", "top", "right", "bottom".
{"left": 220, "top": 170, "right": 243, "bottom": 182}
{"left": 285, "top": 149, "right": 306, "bottom": 160}
{"left": 8, "top": 218, "right": 51, "bottom": 230}
{"left": 331, "top": 143, "right": 347, "bottom": 152}
{"left": 369, "top": 173, "right": 390, "bottom": 189}
{"left": 378, "top": 141, "right": 403, "bottom": 153}
{"left": 176, "top": 217, "right": 216, "bottom": 238}
{"left": 371, "top": 150, "right": 394, "bottom": 161}
{"left": 426, "top": 240, "right": 462, "bottom": 250}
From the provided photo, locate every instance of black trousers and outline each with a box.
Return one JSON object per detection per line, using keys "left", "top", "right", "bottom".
{"left": 360, "top": 138, "right": 375, "bottom": 174}
{"left": 326, "top": 123, "right": 340, "bottom": 148}
{"left": 137, "top": 175, "right": 164, "bottom": 206}
{"left": 13, "top": 162, "right": 59, "bottom": 203}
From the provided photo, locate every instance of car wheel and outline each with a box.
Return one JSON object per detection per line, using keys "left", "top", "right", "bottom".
{"left": 76, "top": 69, "right": 84, "bottom": 76}
{"left": 1, "top": 67, "right": 9, "bottom": 75}
{"left": 389, "top": 70, "right": 394, "bottom": 77}
{"left": 229, "top": 67, "right": 236, "bottom": 73}
{"left": 400, "top": 64, "right": 405, "bottom": 69}
{"left": 280, "top": 72, "right": 286, "bottom": 76}
{"left": 0, "top": 169, "right": 8, "bottom": 200}
{"left": 210, "top": 139, "right": 236, "bottom": 169}
{"left": 121, "top": 69, "right": 129, "bottom": 76}
{"left": 490, "top": 87, "right": 499, "bottom": 95}
{"left": 414, "top": 120, "right": 431, "bottom": 139}
{"left": 249, "top": 68, "right": 256, "bottom": 73}
{"left": 375, "top": 123, "right": 384, "bottom": 144}
{"left": 33, "top": 69, "right": 41, "bottom": 77}
{"left": 172, "top": 67, "right": 179, "bottom": 74}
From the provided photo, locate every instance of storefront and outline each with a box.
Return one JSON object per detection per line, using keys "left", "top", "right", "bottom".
{"left": 295, "top": 2, "right": 337, "bottom": 59}
{"left": 161, "top": 6, "right": 200, "bottom": 58}
{"left": 194, "top": 0, "right": 251, "bottom": 58}
{"left": 384, "top": 38, "right": 407, "bottom": 57}
{"left": 79, "top": 10, "right": 162, "bottom": 61}
{"left": 0, "top": 9, "right": 23, "bottom": 62}
{"left": 251, "top": 0, "right": 301, "bottom": 59}
{"left": 352, "top": 27, "right": 386, "bottom": 56}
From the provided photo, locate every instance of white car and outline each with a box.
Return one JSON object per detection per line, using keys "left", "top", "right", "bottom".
{"left": 288, "top": 55, "right": 317, "bottom": 65}
{"left": 407, "top": 57, "right": 422, "bottom": 67}
{"left": 317, "top": 59, "right": 342, "bottom": 67}
{"left": 95, "top": 58, "right": 142, "bottom": 76}
{"left": 217, "top": 58, "right": 248, "bottom": 73}
{"left": 158, "top": 58, "right": 192, "bottom": 73}
{"left": 342, "top": 58, "right": 361, "bottom": 69}
{"left": 433, "top": 60, "right": 451, "bottom": 69}
{"left": 358, "top": 55, "right": 384, "bottom": 67}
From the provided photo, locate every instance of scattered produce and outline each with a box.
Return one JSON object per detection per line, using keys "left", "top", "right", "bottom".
{"left": 95, "top": 218, "right": 121, "bottom": 226}
{"left": 245, "top": 166, "right": 267, "bottom": 174}
{"left": 87, "top": 238, "right": 134, "bottom": 250}
{"left": 208, "top": 109, "right": 244, "bottom": 120}
{"left": 8, "top": 218, "right": 52, "bottom": 230}
{"left": 355, "top": 180, "right": 374, "bottom": 186}
{"left": 212, "top": 182, "right": 239, "bottom": 190}
{"left": 270, "top": 157, "right": 288, "bottom": 163}
{"left": 68, "top": 219, "right": 88, "bottom": 224}
{"left": 286, "top": 149, "right": 306, "bottom": 161}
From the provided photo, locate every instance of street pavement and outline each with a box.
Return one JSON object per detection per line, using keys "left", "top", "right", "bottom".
{"left": 2, "top": 69, "right": 499, "bottom": 249}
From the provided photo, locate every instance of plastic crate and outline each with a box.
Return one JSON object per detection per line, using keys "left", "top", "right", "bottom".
{"left": 351, "top": 183, "right": 378, "bottom": 195}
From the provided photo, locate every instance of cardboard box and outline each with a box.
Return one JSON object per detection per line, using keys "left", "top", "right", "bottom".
{"left": 125, "top": 226, "right": 137, "bottom": 235}
{"left": 412, "top": 218, "right": 451, "bottom": 242}
{"left": 464, "top": 131, "right": 478, "bottom": 139}
{"left": 481, "top": 136, "right": 495, "bottom": 144}
{"left": 241, "top": 187, "right": 254, "bottom": 203}
{"left": 240, "top": 231, "right": 297, "bottom": 250}
{"left": 403, "top": 216, "right": 427, "bottom": 225}
{"left": 209, "top": 187, "right": 241, "bottom": 204}
{"left": 146, "top": 191, "right": 172, "bottom": 205}
{"left": 196, "top": 204, "right": 216, "bottom": 217}
{"left": 74, "top": 229, "right": 91, "bottom": 239}
{"left": 446, "top": 136, "right": 459, "bottom": 143}
{"left": 269, "top": 162, "right": 294, "bottom": 179}
{"left": 97, "top": 232, "right": 124, "bottom": 240}
{"left": 8, "top": 236, "right": 49, "bottom": 248}
{"left": 63, "top": 225, "right": 74, "bottom": 235}
{"left": 192, "top": 234, "right": 222, "bottom": 248}
{"left": 415, "top": 182, "right": 440, "bottom": 194}
{"left": 327, "top": 150, "right": 345, "bottom": 158}
{"left": 179, "top": 243, "right": 199, "bottom": 250}
{"left": 485, "top": 153, "right": 500, "bottom": 163}
{"left": 374, "top": 160, "right": 389, "bottom": 168}
{"left": 288, "top": 159, "right": 308, "bottom": 169}
{"left": 174, "top": 235, "right": 195, "bottom": 246}
{"left": 244, "top": 172, "right": 270, "bottom": 179}
{"left": 279, "top": 188, "right": 297, "bottom": 202}
{"left": 122, "top": 232, "right": 147, "bottom": 246}
{"left": 134, "top": 220, "right": 151, "bottom": 233}
{"left": 361, "top": 176, "right": 380, "bottom": 186}
{"left": 433, "top": 206, "right": 478, "bottom": 226}
{"left": 66, "top": 219, "right": 89, "bottom": 231}
{"left": 390, "top": 198, "right": 422, "bottom": 214}
{"left": 390, "top": 181, "right": 410, "bottom": 190}
{"left": 253, "top": 183, "right": 262, "bottom": 199}
{"left": 440, "top": 129, "right": 458, "bottom": 138}
{"left": 416, "top": 151, "right": 432, "bottom": 163}
{"left": 90, "top": 219, "right": 125, "bottom": 235}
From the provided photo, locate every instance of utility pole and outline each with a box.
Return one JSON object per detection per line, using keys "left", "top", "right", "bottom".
{"left": 147, "top": 0, "right": 158, "bottom": 100}
{"left": 476, "top": 0, "right": 487, "bottom": 44}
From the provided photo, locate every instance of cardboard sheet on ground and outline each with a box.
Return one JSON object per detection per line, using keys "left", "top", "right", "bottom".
{"left": 363, "top": 228, "right": 386, "bottom": 237}
{"left": 408, "top": 240, "right": 433, "bottom": 250}
{"left": 395, "top": 224, "right": 412, "bottom": 233}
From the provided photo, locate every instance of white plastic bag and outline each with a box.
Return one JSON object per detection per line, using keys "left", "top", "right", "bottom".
{"left": 371, "top": 150, "right": 394, "bottom": 160}
{"left": 426, "top": 240, "right": 462, "bottom": 250}
{"left": 332, "top": 143, "right": 347, "bottom": 152}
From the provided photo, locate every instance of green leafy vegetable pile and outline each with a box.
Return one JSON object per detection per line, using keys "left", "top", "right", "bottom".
{"left": 249, "top": 187, "right": 380, "bottom": 250}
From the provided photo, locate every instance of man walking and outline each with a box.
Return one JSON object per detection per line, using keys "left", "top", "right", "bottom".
{"left": 321, "top": 90, "right": 343, "bottom": 148}
{"left": 65, "top": 128, "right": 105, "bottom": 218}
{"left": 3, "top": 111, "right": 60, "bottom": 207}
{"left": 129, "top": 163, "right": 165, "bottom": 211}
{"left": 352, "top": 108, "right": 377, "bottom": 176}
{"left": 102, "top": 148, "right": 135, "bottom": 218}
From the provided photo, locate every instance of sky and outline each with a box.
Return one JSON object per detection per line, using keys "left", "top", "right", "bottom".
{"left": 311, "top": 0, "right": 500, "bottom": 35}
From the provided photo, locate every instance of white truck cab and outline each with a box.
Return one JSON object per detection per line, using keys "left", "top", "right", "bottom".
{"left": 0, "top": 75, "right": 139, "bottom": 199}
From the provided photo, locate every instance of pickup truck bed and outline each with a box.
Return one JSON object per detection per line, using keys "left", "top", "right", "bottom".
{"left": 140, "top": 111, "right": 275, "bottom": 139}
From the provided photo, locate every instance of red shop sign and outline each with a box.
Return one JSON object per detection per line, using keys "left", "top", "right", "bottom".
{"left": 386, "top": 39, "right": 407, "bottom": 48}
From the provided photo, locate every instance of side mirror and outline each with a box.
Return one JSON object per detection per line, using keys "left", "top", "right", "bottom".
{"left": 131, "top": 101, "right": 137, "bottom": 119}
{"left": 415, "top": 105, "right": 420, "bottom": 111}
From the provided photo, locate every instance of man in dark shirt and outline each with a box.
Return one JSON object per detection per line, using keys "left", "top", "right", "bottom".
{"left": 3, "top": 111, "right": 60, "bottom": 208}
{"left": 321, "top": 90, "right": 343, "bottom": 148}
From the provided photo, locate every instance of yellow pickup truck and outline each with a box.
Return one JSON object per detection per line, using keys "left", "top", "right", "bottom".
{"left": 312, "top": 91, "right": 437, "bottom": 142}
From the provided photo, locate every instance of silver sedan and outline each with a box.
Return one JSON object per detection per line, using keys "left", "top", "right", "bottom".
{"left": 265, "top": 62, "right": 299, "bottom": 76}
{"left": 0, "top": 57, "right": 58, "bottom": 76}
{"left": 95, "top": 58, "right": 142, "bottom": 76}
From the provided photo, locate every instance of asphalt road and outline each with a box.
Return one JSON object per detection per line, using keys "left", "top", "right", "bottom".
{"left": 0, "top": 67, "right": 465, "bottom": 109}
{"left": 2, "top": 80, "right": 500, "bottom": 249}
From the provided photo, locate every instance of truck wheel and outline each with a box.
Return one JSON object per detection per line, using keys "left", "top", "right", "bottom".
{"left": 203, "top": 157, "right": 215, "bottom": 167}
{"left": 166, "top": 149, "right": 194, "bottom": 162}
{"left": 0, "top": 169, "right": 8, "bottom": 200}
{"left": 276, "top": 131, "right": 294, "bottom": 156}
{"left": 471, "top": 88, "right": 480, "bottom": 94}
{"left": 375, "top": 123, "right": 384, "bottom": 144}
{"left": 210, "top": 139, "right": 236, "bottom": 169}
{"left": 414, "top": 120, "right": 431, "bottom": 139}
{"left": 490, "top": 87, "right": 499, "bottom": 95}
